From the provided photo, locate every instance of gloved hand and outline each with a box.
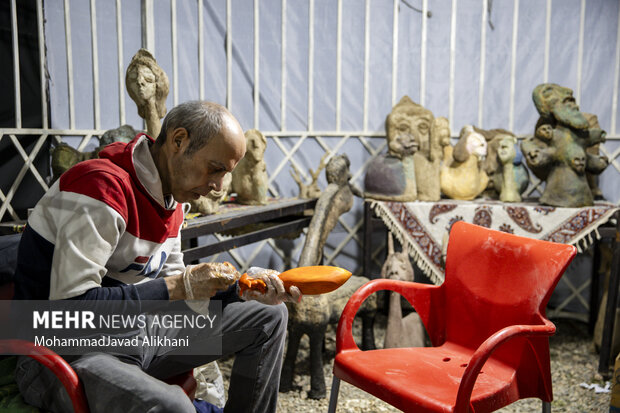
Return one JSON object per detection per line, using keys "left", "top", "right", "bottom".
{"left": 238, "top": 267, "right": 302, "bottom": 305}
{"left": 183, "top": 262, "right": 240, "bottom": 300}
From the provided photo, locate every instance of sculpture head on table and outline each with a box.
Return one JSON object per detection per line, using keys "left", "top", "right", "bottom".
{"left": 532, "top": 83, "right": 589, "bottom": 131}
{"left": 386, "top": 96, "right": 428, "bottom": 158}
{"left": 126, "top": 49, "right": 169, "bottom": 137}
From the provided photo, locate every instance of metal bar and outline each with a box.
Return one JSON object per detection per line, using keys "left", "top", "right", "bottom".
{"left": 449, "top": 0, "right": 457, "bottom": 136}
{"left": 254, "top": 0, "right": 260, "bottom": 129}
{"left": 420, "top": 0, "right": 428, "bottom": 107}
{"left": 116, "top": 0, "right": 125, "bottom": 125}
{"left": 543, "top": 0, "right": 551, "bottom": 83}
{"left": 599, "top": 212, "right": 620, "bottom": 378}
{"left": 0, "top": 128, "right": 388, "bottom": 137}
{"left": 612, "top": 2, "right": 620, "bottom": 135}
{"left": 509, "top": 0, "right": 519, "bottom": 132}
{"left": 392, "top": 0, "right": 399, "bottom": 106}
{"left": 8, "top": 135, "right": 49, "bottom": 192}
{"left": 182, "top": 217, "right": 312, "bottom": 263}
{"left": 0, "top": 134, "right": 47, "bottom": 222}
{"left": 90, "top": 0, "right": 100, "bottom": 130}
{"left": 336, "top": 0, "right": 342, "bottom": 130}
{"left": 171, "top": 0, "right": 178, "bottom": 106}
{"left": 576, "top": 0, "right": 586, "bottom": 104}
{"left": 478, "top": 0, "right": 487, "bottom": 128}
{"left": 10, "top": 0, "right": 21, "bottom": 128}
{"left": 363, "top": 0, "right": 370, "bottom": 132}
{"left": 308, "top": 0, "right": 315, "bottom": 131}
{"left": 141, "top": 0, "right": 155, "bottom": 52}
{"left": 226, "top": 0, "right": 232, "bottom": 110}
{"left": 198, "top": 0, "right": 204, "bottom": 100}
{"left": 281, "top": 0, "right": 287, "bottom": 131}
{"left": 64, "top": 0, "right": 75, "bottom": 129}
{"left": 363, "top": 201, "right": 373, "bottom": 277}
{"left": 36, "top": 0, "right": 47, "bottom": 128}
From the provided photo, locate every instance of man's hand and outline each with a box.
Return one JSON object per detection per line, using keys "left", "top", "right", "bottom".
{"left": 180, "top": 262, "right": 240, "bottom": 300}
{"left": 239, "top": 267, "right": 302, "bottom": 305}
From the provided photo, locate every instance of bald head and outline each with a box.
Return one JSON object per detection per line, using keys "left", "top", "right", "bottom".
{"left": 155, "top": 101, "right": 242, "bottom": 156}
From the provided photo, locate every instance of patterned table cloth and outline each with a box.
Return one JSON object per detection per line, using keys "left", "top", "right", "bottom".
{"left": 372, "top": 199, "right": 620, "bottom": 284}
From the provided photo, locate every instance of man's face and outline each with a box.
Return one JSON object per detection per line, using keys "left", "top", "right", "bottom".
{"left": 164, "top": 115, "right": 246, "bottom": 203}
{"left": 540, "top": 84, "right": 589, "bottom": 130}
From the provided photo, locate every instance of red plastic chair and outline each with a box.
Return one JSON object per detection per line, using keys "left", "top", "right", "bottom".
{"left": 328, "top": 221, "right": 577, "bottom": 413}
{"left": 0, "top": 283, "right": 197, "bottom": 413}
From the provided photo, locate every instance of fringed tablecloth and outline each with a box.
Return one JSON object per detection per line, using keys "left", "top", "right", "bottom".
{"left": 371, "top": 199, "right": 620, "bottom": 285}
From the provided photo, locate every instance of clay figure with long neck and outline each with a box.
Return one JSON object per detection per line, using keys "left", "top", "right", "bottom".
{"left": 497, "top": 135, "right": 521, "bottom": 203}
{"left": 126, "top": 49, "right": 169, "bottom": 139}
{"left": 280, "top": 154, "right": 376, "bottom": 399}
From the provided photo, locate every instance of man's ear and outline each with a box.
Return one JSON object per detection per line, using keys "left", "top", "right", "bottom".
{"left": 168, "top": 128, "right": 189, "bottom": 154}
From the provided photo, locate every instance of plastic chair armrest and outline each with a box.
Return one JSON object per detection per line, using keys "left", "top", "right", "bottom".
{"left": 453, "top": 318, "right": 556, "bottom": 413}
{"left": 335, "top": 278, "right": 437, "bottom": 353}
{"left": 0, "top": 340, "right": 89, "bottom": 413}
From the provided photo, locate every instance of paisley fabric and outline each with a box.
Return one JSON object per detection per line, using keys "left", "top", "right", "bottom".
{"left": 372, "top": 199, "right": 619, "bottom": 284}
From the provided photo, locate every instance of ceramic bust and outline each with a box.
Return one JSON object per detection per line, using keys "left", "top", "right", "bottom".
{"left": 521, "top": 84, "right": 608, "bottom": 207}
{"left": 440, "top": 125, "right": 489, "bottom": 200}
{"left": 50, "top": 124, "right": 139, "bottom": 182}
{"left": 496, "top": 135, "right": 521, "bottom": 202}
{"left": 414, "top": 113, "right": 451, "bottom": 202}
{"left": 478, "top": 127, "right": 529, "bottom": 199}
{"left": 364, "top": 96, "right": 421, "bottom": 201}
{"left": 126, "top": 49, "right": 169, "bottom": 139}
{"left": 231, "top": 129, "right": 268, "bottom": 205}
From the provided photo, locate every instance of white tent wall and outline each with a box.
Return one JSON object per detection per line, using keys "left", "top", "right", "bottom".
{"left": 3, "top": 0, "right": 619, "bottom": 276}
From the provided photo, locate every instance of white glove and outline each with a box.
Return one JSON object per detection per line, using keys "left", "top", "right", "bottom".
{"left": 183, "top": 262, "right": 240, "bottom": 300}
{"left": 239, "top": 267, "right": 302, "bottom": 305}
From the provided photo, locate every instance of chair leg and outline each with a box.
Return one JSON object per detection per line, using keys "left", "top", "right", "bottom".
{"left": 542, "top": 400, "right": 551, "bottom": 413}
{"left": 327, "top": 377, "right": 340, "bottom": 413}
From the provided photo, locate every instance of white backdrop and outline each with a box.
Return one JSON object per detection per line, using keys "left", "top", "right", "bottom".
{"left": 34, "top": 0, "right": 620, "bottom": 279}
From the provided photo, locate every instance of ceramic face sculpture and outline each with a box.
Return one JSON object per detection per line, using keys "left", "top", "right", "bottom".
{"left": 364, "top": 96, "right": 423, "bottom": 201}
{"left": 126, "top": 49, "right": 169, "bottom": 138}
{"left": 413, "top": 113, "right": 450, "bottom": 202}
{"left": 231, "top": 129, "right": 268, "bottom": 205}
{"left": 521, "top": 83, "right": 608, "bottom": 207}
{"left": 496, "top": 135, "right": 521, "bottom": 202}
{"left": 440, "top": 125, "right": 489, "bottom": 201}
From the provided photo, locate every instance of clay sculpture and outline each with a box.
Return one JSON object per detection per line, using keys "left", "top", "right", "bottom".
{"left": 365, "top": 96, "right": 420, "bottom": 202}
{"left": 521, "top": 84, "right": 608, "bottom": 207}
{"left": 440, "top": 125, "right": 489, "bottom": 200}
{"left": 382, "top": 234, "right": 426, "bottom": 349}
{"left": 231, "top": 129, "right": 268, "bottom": 205}
{"left": 125, "top": 48, "right": 169, "bottom": 139}
{"left": 279, "top": 154, "right": 376, "bottom": 399}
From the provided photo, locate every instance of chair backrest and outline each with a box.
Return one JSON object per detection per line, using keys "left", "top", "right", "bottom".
{"left": 442, "top": 221, "right": 576, "bottom": 352}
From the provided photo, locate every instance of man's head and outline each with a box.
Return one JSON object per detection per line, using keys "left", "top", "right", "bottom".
{"left": 153, "top": 101, "right": 246, "bottom": 203}
{"left": 126, "top": 49, "right": 169, "bottom": 119}
{"left": 385, "top": 96, "right": 431, "bottom": 158}
{"left": 532, "top": 83, "right": 589, "bottom": 130}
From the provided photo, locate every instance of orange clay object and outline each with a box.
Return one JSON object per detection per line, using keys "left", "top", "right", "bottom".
{"left": 237, "top": 266, "right": 352, "bottom": 296}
